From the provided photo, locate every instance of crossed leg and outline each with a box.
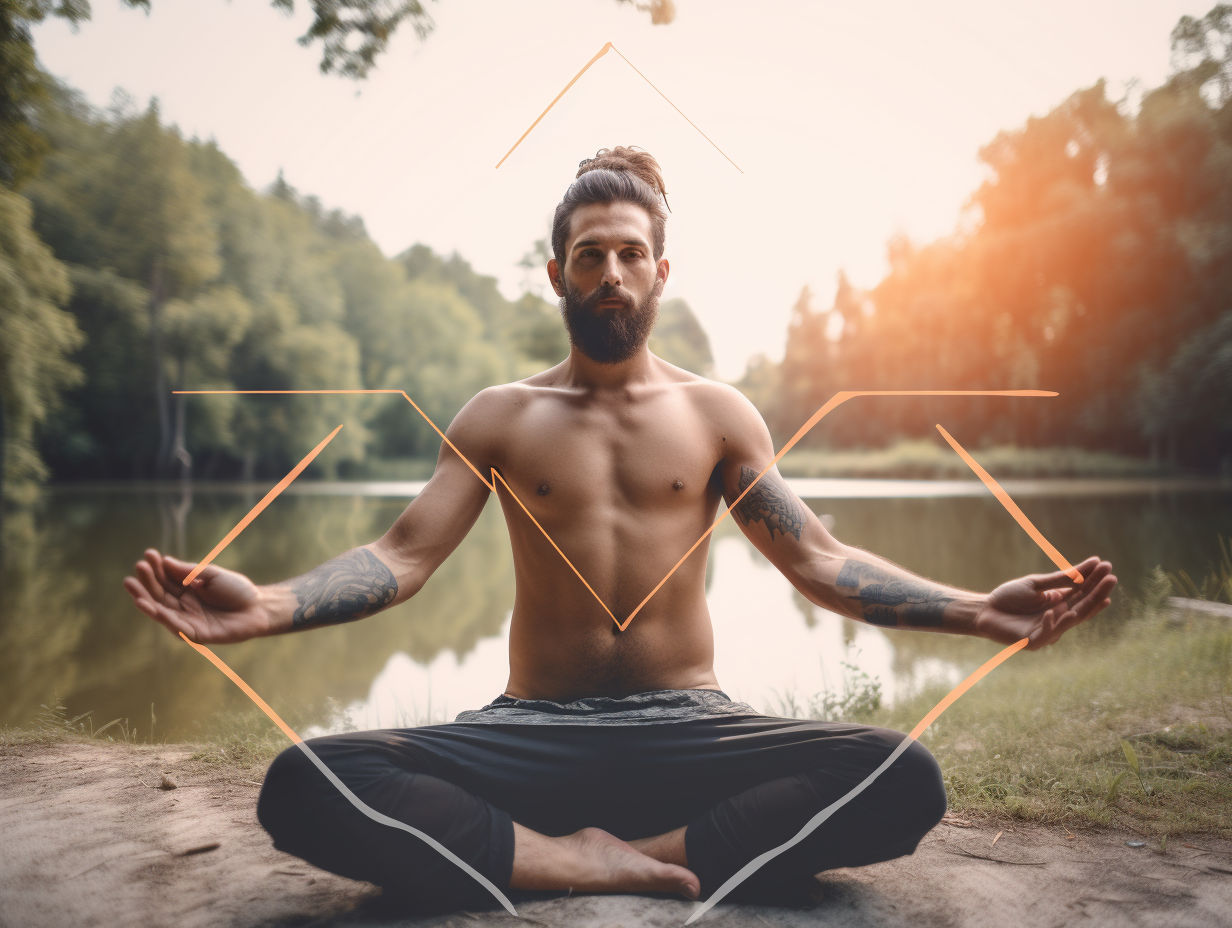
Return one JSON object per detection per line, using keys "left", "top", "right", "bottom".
{"left": 257, "top": 716, "right": 945, "bottom": 913}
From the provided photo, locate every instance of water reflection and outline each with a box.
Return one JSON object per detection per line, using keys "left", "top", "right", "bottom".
{"left": 1, "top": 481, "right": 1228, "bottom": 738}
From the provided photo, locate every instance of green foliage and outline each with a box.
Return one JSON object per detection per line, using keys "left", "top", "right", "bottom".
{"left": 650, "top": 297, "right": 714, "bottom": 376}
{"left": 272, "top": 0, "right": 435, "bottom": 79}
{"left": 773, "top": 659, "right": 883, "bottom": 723}
{"left": 751, "top": 9, "right": 1232, "bottom": 472}
{"left": 11, "top": 81, "right": 585, "bottom": 483}
{"left": 860, "top": 593, "right": 1232, "bottom": 835}
{"left": 0, "top": 184, "right": 80, "bottom": 502}
{"left": 0, "top": 0, "right": 147, "bottom": 188}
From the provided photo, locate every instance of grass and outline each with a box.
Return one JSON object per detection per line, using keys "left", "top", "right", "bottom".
{"left": 777, "top": 440, "right": 1177, "bottom": 480}
{"left": 773, "top": 569, "right": 1232, "bottom": 837}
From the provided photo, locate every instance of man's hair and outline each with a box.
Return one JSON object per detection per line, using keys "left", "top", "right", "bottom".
{"left": 551, "top": 146, "right": 669, "bottom": 271}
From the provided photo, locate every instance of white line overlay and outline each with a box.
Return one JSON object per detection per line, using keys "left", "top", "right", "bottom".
{"left": 291, "top": 739, "right": 519, "bottom": 916}
{"left": 684, "top": 733, "right": 916, "bottom": 923}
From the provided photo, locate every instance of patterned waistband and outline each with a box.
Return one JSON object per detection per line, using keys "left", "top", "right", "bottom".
{"left": 451, "top": 687, "right": 759, "bottom": 726}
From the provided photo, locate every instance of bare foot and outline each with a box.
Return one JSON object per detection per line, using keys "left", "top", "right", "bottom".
{"left": 511, "top": 826, "right": 700, "bottom": 899}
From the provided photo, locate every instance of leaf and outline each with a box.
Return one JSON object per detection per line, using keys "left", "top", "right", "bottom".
{"left": 1120, "top": 739, "right": 1141, "bottom": 775}
{"left": 1107, "top": 770, "right": 1129, "bottom": 802}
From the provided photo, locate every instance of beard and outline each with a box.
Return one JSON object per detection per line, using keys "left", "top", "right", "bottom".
{"left": 559, "top": 277, "right": 663, "bottom": 364}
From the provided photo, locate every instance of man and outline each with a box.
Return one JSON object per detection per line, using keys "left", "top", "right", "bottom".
{"left": 124, "top": 147, "right": 1117, "bottom": 913}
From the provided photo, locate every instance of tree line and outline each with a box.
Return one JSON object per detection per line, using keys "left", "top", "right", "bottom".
{"left": 0, "top": 79, "right": 712, "bottom": 502}
{"left": 742, "top": 6, "right": 1232, "bottom": 472}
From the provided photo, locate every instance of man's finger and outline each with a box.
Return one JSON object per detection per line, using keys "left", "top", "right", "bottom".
{"left": 134, "top": 561, "right": 179, "bottom": 608}
{"left": 1035, "top": 557, "right": 1099, "bottom": 590}
{"left": 1054, "top": 576, "right": 1117, "bottom": 638}
{"left": 1060, "top": 561, "right": 1109, "bottom": 607}
{"left": 144, "top": 550, "right": 185, "bottom": 598}
{"left": 1030, "top": 606, "right": 1061, "bottom": 649}
{"left": 162, "top": 555, "right": 199, "bottom": 581}
{"left": 132, "top": 590, "right": 194, "bottom": 638}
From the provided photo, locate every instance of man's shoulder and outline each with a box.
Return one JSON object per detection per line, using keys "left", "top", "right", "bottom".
{"left": 676, "top": 376, "right": 761, "bottom": 420}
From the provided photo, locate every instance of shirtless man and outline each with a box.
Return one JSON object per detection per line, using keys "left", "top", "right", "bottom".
{"left": 124, "top": 147, "right": 1117, "bottom": 914}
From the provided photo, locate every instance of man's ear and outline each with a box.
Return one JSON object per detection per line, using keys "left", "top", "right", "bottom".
{"left": 547, "top": 258, "right": 565, "bottom": 297}
{"left": 656, "top": 257, "right": 670, "bottom": 288}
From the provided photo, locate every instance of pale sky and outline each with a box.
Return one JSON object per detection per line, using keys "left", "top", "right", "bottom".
{"left": 35, "top": 0, "right": 1207, "bottom": 380}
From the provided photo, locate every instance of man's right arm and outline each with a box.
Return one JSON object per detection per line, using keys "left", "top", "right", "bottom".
{"left": 124, "top": 391, "right": 502, "bottom": 644}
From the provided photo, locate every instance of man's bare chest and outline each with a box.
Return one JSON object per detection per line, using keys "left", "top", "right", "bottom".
{"left": 491, "top": 396, "right": 723, "bottom": 517}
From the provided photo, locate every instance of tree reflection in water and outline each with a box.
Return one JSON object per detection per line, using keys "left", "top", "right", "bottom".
{"left": 1, "top": 484, "right": 1229, "bottom": 737}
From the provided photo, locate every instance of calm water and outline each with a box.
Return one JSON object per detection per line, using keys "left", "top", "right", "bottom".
{"left": 2, "top": 479, "right": 1228, "bottom": 739}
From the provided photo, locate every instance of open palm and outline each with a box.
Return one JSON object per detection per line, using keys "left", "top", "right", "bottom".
{"left": 123, "top": 549, "right": 271, "bottom": 644}
{"left": 976, "top": 556, "right": 1117, "bottom": 650}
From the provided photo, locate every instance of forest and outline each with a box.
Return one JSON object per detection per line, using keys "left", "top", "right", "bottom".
{"left": 2, "top": 6, "right": 1230, "bottom": 506}
{"left": 743, "top": 7, "right": 1232, "bottom": 471}
{"left": 0, "top": 85, "right": 711, "bottom": 501}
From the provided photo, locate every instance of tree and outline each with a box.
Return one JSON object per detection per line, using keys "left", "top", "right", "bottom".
{"left": 0, "top": 184, "right": 81, "bottom": 503}
{"left": 649, "top": 297, "right": 714, "bottom": 377}
{"left": 750, "top": 5, "right": 1232, "bottom": 468}
{"left": 27, "top": 96, "right": 221, "bottom": 476}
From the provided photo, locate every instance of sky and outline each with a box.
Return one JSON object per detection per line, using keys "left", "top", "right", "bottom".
{"left": 34, "top": 0, "right": 1210, "bottom": 380}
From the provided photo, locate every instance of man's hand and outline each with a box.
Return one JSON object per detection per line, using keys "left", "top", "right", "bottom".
{"left": 975, "top": 556, "right": 1117, "bottom": 650}
{"left": 123, "top": 549, "right": 272, "bottom": 645}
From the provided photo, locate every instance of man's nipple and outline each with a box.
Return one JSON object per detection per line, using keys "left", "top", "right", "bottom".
{"left": 537, "top": 483, "right": 550, "bottom": 496}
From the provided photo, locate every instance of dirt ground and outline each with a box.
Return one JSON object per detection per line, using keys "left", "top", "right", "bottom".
{"left": 3, "top": 741, "right": 1231, "bottom": 928}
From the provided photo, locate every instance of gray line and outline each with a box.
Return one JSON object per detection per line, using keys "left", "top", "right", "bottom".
{"left": 684, "top": 733, "right": 915, "bottom": 924}
{"left": 291, "top": 739, "right": 518, "bottom": 916}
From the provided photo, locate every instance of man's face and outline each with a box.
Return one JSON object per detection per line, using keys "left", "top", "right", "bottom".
{"left": 549, "top": 201, "right": 669, "bottom": 364}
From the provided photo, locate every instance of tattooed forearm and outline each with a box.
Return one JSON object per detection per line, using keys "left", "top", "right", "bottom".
{"left": 291, "top": 548, "right": 397, "bottom": 629}
{"left": 732, "top": 465, "right": 806, "bottom": 541}
{"left": 835, "top": 559, "right": 952, "bottom": 627}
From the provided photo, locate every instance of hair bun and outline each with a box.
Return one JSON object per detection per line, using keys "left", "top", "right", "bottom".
{"left": 576, "top": 146, "right": 668, "bottom": 202}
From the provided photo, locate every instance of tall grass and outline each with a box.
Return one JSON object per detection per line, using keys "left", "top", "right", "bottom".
{"left": 772, "top": 567, "right": 1232, "bottom": 835}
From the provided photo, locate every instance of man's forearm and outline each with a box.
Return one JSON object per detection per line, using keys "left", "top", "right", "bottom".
{"left": 260, "top": 546, "right": 400, "bottom": 634}
{"left": 817, "top": 550, "right": 985, "bottom": 635}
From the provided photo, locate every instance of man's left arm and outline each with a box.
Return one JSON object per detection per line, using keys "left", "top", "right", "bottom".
{"left": 714, "top": 390, "right": 1117, "bottom": 650}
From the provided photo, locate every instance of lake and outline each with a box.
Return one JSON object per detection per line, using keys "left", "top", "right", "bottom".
{"left": 2, "top": 478, "right": 1228, "bottom": 740}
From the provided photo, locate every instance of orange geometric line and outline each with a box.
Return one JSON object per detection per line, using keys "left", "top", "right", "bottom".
{"left": 616, "top": 390, "right": 1056, "bottom": 630}
{"left": 687, "top": 635, "right": 1030, "bottom": 922}
{"left": 495, "top": 42, "right": 613, "bottom": 169}
{"left": 177, "top": 631, "right": 303, "bottom": 743}
{"left": 935, "top": 424, "right": 1082, "bottom": 583}
{"left": 174, "top": 630, "right": 519, "bottom": 915}
{"left": 607, "top": 44, "right": 743, "bottom": 173}
{"left": 908, "top": 636, "right": 1028, "bottom": 740}
{"left": 490, "top": 468, "right": 618, "bottom": 625}
{"left": 494, "top": 42, "right": 740, "bottom": 172}
{"left": 174, "top": 390, "right": 495, "bottom": 491}
{"left": 180, "top": 389, "right": 1059, "bottom": 631}
{"left": 181, "top": 424, "right": 343, "bottom": 586}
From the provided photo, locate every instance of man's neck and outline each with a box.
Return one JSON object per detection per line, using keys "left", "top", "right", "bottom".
{"left": 560, "top": 345, "right": 658, "bottom": 390}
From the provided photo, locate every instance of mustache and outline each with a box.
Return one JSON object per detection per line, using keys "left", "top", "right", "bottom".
{"left": 583, "top": 283, "right": 634, "bottom": 309}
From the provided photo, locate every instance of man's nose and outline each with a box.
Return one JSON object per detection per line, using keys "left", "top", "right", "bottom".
{"left": 601, "top": 253, "right": 622, "bottom": 289}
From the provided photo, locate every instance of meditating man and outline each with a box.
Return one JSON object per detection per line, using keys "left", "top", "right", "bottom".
{"left": 124, "top": 147, "right": 1117, "bottom": 913}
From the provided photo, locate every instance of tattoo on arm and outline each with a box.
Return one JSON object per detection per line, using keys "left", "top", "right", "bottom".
{"left": 291, "top": 548, "right": 397, "bottom": 629}
{"left": 732, "top": 465, "right": 806, "bottom": 542}
{"left": 835, "top": 559, "right": 952, "bottom": 627}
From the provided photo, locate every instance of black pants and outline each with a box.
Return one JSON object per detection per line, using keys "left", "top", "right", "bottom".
{"left": 257, "top": 714, "right": 946, "bottom": 913}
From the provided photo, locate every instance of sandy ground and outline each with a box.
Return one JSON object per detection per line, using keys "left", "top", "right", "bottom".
{"left": 3, "top": 741, "right": 1232, "bottom": 928}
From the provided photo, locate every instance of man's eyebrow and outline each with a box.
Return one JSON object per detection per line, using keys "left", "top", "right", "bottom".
{"left": 571, "top": 238, "right": 649, "bottom": 250}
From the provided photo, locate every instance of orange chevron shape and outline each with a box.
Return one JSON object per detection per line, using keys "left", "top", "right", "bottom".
{"left": 174, "top": 388, "right": 1068, "bottom": 626}
{"left": 495, "top": 42, "right": 741, "bottom": 172}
